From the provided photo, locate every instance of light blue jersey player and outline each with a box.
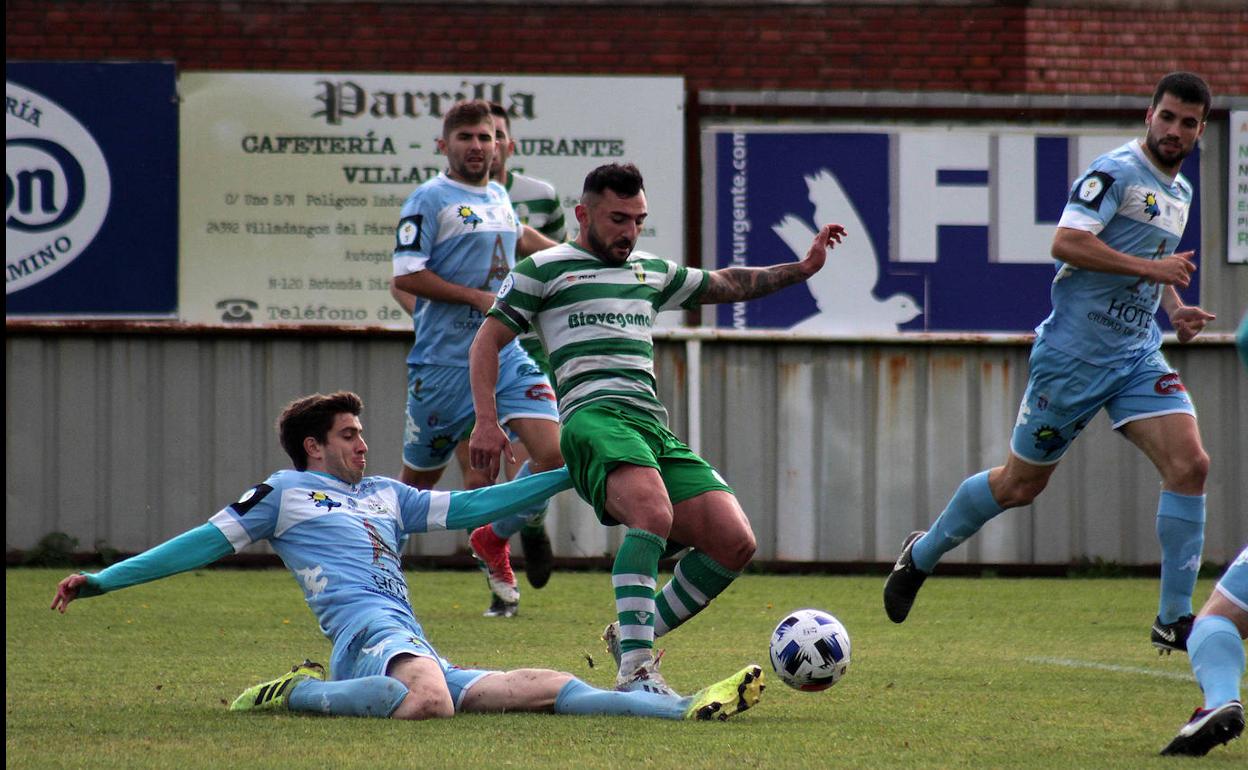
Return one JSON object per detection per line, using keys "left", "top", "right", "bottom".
{"left": 884, "top": 73, "right": 1219, "bottom": 656}
{"left": 51, "top": 391, "right": 765, "bottom": 723}
{"left": 1160, "top": 545, "right": 1248, "bottom": 756}
{"left": 390, "top": 101, "right": 565, "bottom": 619}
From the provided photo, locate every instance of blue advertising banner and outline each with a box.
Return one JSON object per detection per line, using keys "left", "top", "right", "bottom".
{"left": 709, "top": 128, "right": 1201, "bottom": 334}
{"left": 6, "top": 62, "right": 177, "bottom": 315}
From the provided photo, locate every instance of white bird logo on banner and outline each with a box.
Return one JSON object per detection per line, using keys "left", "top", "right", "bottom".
{"left": 772, "top": 169, "right": 922, "bottom": 333}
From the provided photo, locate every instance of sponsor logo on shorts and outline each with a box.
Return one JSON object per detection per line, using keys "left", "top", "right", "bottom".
{"left": 1031, "top": 425, "right": 1066, "bottom": 457}
{"left": 525, "top": 384, "right": 556, "bottom": 402}
{"left": 1154, "top": 373, "right": 1186, "bottom": 394}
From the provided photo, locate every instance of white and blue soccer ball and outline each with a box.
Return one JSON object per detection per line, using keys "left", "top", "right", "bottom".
{"left": 768, "top": 608, "right": 851, "bottom": 691}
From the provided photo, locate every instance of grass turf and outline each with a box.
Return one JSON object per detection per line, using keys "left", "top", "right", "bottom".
{"left": 6, "top": 568, "right": 1243, "bottom": 769}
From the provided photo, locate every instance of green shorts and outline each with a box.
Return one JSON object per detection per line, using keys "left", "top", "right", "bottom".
{"left": 560, "top": 401, "right": 733, "bottom": 524}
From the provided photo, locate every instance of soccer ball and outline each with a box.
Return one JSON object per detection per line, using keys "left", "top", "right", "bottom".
{"left": 768, "top": 608, "right": 851, "bottom": 691}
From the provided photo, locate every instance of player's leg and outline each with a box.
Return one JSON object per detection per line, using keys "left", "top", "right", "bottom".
{"left": 1161, "top": 549, "right": 1247, "bottom": 756}
{"left": 560, "top": 403, "right": 678, "bottom": 693}
{"left": 659, "top": 489, "right": 753, "bottom": 638}
{"left": 603, "top": 463, "right": 677, "bottom": 691}
{"left": 505, "top": 417, "right": 562, "bottom": 589}
{"left": 1113, "top": 354, "right": 1206, "bottom": 651}
{"left": 384, "top": 654, "right": 456, "bottom": 720}
{"left": 886, "top": 344, "right": 1098, "bottom": 624}
{"left": 457, "top": 666, "right": 762, "bottom": 721}
{"left": 466, "top": 348, "right": 562, "bottom": 605}
{"left": 400, "top": 364, "right": 467, "bottom": 490}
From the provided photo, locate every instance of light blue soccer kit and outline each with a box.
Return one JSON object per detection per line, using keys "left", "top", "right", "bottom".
{"left": 393, "top": 173, "right": 557, "bottom": 472}
{"left": 1187, "top": 545, "right": 1248, "bottom": 710}
{"left": 1013, "top": 138, "right": 1196, "bottom": 464}
{"left": 913, "top": 139, "right": 1206, "bottom": 625}
{"left": 72, "top": 466, "right": 699, "bottom": 719}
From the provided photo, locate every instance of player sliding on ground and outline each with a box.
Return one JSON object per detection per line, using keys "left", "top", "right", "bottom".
{"left": 51, "top": 391, "right": 763, "bottom": 722}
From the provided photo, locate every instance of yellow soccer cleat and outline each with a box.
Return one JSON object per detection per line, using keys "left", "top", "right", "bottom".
{"left": 685, "top": 664, "right": 765, "bottom": 721}
{"left": 229, "top": 659, "right": 326, "bottom": 712}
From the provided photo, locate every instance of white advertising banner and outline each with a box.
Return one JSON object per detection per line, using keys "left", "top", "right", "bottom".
{"left": 1230, "top": 110, "right": 1248, "bottom": 264}
{"left": 179, "top": 73, "right": 685, "bottom": 326}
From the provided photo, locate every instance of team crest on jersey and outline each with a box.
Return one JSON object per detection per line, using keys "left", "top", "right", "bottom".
{"left": 1071, "top": 171, "right": 1113, "bottom": 209}
{"left": 457, "top": 205, "right": 483, "bottom": 228}
{"left": 1142, "top": 192, "right": 1161, "bottom": 220}
{"left": 230, "top": 483, "right": 273, "bottom": 515}
{"left": 309, "top": 491, "right": 342, "bottom": 510}
{"left": 631, "top": 262, "right": 647, "bottom": 283}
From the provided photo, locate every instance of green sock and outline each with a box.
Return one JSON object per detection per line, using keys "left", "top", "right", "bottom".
{"left": 613, "top": 528, "right": 665, "bottom": 667}
{"left": 654, "top": 550, "right": 739, "bottom": 637}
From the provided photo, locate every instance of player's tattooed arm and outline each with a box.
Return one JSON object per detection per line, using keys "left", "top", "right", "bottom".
{"left": 700, "top": 223, "right": 845, "bottom": 305}
{"left": 701, "top": 263, "right": 812, "bottom": 304}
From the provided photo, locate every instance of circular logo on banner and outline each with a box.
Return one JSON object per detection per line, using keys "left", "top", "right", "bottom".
{"left": 5, "top": 81, "right": 112, "bottom": 294}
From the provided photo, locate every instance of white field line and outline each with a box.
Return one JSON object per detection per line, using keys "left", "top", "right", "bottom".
{"left": 1026, "top": 656, "right": 1195, "bottom": 682}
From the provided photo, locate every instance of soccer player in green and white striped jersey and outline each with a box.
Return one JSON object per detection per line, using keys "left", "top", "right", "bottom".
{"left": 469, "top": 163, "right": 846, "bottom": 694}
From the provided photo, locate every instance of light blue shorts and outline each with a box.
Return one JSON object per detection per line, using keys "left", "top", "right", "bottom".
{"left": 1010, "top": 340, "right": 1195, "bottom": 465}
{"left": 403, "top": 343, "right": 558, "bottom": 471}
{"left": 330, "top": 614, "right": 496, "bottom": 711}
{"left": 1215, "top": 546, "right": 1248, "bottom": 612}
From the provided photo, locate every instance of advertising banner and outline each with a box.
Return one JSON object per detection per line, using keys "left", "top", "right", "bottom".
{"left": 706, "top": 126, "right": 1202, "bottom": 334}
{"left": 1230, "top": 110, "right": 1248, "bottom": 264}
{"left": 6, "top": 62, "right": 178, "bottom": 315}
{"left": 179, "top": 73, "right": 684, "bottom": 327}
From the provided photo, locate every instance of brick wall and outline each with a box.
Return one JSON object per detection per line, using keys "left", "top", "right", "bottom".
{"left": 6, "top": 1, "right": 1245, "bottom": 96}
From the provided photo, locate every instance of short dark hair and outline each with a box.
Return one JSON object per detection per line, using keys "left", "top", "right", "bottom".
{"left": 277, "top": 391, "right": 363, "bottom": 470}
{"left": 1152, "top": 72, "right": 1212, "bottom": 120}
{"left": 582, "top": 163, "right": 644, "bottom": 200}
{"left": 442, "top": 99, "right": 494, "bottom": 139}
{"left": 488, "top": 102, "right": 511, "bottom": 132}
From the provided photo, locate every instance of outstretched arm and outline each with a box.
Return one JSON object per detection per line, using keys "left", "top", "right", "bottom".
{"left": 699, "top": 223, "right": 845, "bottom": 305}
{"left": 1051, "top": 228, "right": 1196, "bottom": 287}
{"left": 442, "top": 467, "right": 573, "bottom": 531}
{"left": 51, "top": 523, "right": 233, "bottom": 613}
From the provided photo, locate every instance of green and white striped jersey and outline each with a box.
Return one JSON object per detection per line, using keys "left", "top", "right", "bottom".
{"left": 506, "top": 170, "right": 567, "bottom": 241}
{"left": 489, "top": 242, "right": 707, "bottom": 424}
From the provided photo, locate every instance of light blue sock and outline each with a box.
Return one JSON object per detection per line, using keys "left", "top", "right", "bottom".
{"left": 490, "top": 461, "right": 548, "bottom": 539}
{"left": 554, "top": 677, "right": 687, "bottom": 720}
{"left": 1156, "top": 490, "right": 1205, "bottom": 623}
{"left": 1188, "top": 615, "right": 1245, "bottom": 709}
{"left": 912, "top": 471, "right": 1003, "bottom": 573}
{"left": 287, "top": 675, "right": 409, "bottom": 718}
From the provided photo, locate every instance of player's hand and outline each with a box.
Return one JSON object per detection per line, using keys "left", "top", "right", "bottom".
{"left": 468, "top": 421, "right": 515, "bottom": 482}
{"left": 51, "top": 573, "right": 89, "bottom": 613}
{"left": 799, "top": 224, "right": 847, "bottom": 277}
{"left": 1170, "top": 305, "right": 1216, "bottom": 343}
{"left": 1150, "top": 251, "right": 1196, "bottom": 288}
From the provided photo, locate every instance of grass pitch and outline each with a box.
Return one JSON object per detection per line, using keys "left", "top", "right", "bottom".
{"left": 6, "top": 568, "right": 1243, "bottom": 769}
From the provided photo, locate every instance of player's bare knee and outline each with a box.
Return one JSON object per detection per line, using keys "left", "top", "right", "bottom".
{"left": 391, "top": 690, "right": 454, "bottom": 720}
{"left": 997, "top": 476, "right": 1046, "bottom": 508}
{"left": 1164, "top": 449, "right": 1209, "bottom": 492}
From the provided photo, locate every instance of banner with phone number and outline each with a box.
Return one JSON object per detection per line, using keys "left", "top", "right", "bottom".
{"left": 178, "top": 72, "right": 684, "bottom": 327}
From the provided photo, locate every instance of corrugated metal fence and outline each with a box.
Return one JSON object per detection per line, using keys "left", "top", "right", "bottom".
{"left": 6, "top": 330, "right": 1245, "bottom": 566}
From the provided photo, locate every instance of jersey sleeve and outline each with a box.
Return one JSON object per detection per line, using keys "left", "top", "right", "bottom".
{"left": 393, "top": 190, "right": 438, "bottom": 276}
{"left": 487, "top": 256, "right": 541, "bottom": 333}
{"left": 391, "top": 468, "right": 571, "bottom": 533}
{"left": 207, "top": 474, "right": 283, "bottom": 552}
{"left": 655, "top": 261, "right": 709, "bottom": 312}
{"left": 1057, "top": 162, "right": 1122, "bottom": 236}
{"left": 76, "top": 523, "right": 233, "bottom": 598}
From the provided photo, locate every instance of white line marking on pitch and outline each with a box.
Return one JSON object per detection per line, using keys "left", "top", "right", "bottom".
{"left": 1026, "top": 657, "right": 1194, "bottom": 682}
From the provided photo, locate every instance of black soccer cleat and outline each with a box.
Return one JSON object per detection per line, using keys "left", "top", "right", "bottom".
{"left": 884, "top": 530, "right": 929, "bottom": 624}
{"left": 520, "top": 525, "right": 554, "bottom": 589}
{"left": 1151, "top": 613, "right": 1195, "bottom": 655}
{"left": 1160, "top": 701, "right": 1244, "bottom": 756}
